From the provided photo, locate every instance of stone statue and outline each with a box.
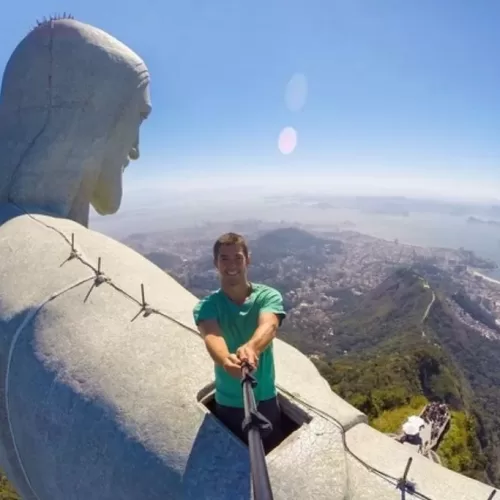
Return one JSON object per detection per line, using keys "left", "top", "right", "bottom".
{"left": 0, "top": 16, "right": 495, "bottom": 500}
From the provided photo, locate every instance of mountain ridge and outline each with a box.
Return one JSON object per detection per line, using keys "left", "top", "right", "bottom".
{"left": 301, "top": 268, "right": 495, "bottom": 485}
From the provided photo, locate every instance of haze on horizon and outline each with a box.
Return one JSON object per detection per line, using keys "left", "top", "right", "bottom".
{"left": 118, "top": 172, "right": 499, "bottom": 205}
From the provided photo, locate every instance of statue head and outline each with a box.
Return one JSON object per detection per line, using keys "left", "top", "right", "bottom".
{"left": 0, "top": 16, "right": 152, "bottom": 226}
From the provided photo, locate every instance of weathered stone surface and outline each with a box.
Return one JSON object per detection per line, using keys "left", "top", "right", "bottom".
{"left": 267, "top": 417, "right": 348, "bottom": 499}
{"left": 345, "top": 423, "right": 495, "bottom": 500}
{"left": 0, "top": 210, "right": 352, "bottom": 499}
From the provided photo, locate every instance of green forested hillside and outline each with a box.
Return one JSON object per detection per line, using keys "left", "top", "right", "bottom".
{"left": 307, "top": 269, "right": 494, "bottom": 485}
{"left": 313, "top": 343, "right": 487, "bottom": 482}
{"left": 427, "top": 297, "right": 500, "bottom": 484}
{"left": 0, "top": 470, "right": 19, "bottom": 500}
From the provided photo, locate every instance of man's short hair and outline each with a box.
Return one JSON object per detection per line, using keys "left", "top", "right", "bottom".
{"left": 213, "top": 232, "right": 249, "bottom": 260}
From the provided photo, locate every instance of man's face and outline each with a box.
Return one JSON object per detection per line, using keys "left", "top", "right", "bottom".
{"left": 215, "top": 244, "right": 250, "bottom": 287}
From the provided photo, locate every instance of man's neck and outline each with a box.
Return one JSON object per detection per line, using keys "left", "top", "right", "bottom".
{"left": 222, "top": 281, "right": 251, "bottom": 305}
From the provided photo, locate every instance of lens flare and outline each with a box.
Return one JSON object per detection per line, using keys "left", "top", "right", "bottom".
{"left": 278, "top": 127, "right": 297, "bottom": 155}
{"left": 285, "top": 73, "right": 308, "bottom": 112}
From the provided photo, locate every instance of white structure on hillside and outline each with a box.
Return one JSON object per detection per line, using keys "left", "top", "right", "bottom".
{"left": 0, "top": 16, "right": 497, "bottom": 500}
{"left": 403, "top": 416, "right": 425, "bottom": 437}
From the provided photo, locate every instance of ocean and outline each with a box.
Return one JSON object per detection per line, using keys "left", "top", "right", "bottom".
{"left": 248, "top": 204, "right": 500, "bottom": 272}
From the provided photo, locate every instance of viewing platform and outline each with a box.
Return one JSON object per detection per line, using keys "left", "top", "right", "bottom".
{"left": 395, "top": 402, "right": 451, "bottom": 462}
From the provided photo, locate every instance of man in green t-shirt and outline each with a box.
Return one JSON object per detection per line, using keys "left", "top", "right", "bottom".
{"left": 193, "top": 232, "right": 286, "bottom": 451}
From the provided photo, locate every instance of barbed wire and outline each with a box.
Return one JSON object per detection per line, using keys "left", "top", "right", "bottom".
{"left": 17, "top": 205, "right": 194, "bottom": 328}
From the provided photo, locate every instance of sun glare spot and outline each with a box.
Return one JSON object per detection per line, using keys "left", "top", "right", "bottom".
{"left": 278, "top": 127, "right": 297, "bottom": 155}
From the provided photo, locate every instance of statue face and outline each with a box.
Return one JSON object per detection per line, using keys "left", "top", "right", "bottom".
{"left": 90, "top": 83, "right": 152, "bottom": 215}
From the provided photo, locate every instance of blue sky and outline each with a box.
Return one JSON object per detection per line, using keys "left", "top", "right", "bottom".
{"left": 2, "top": 1, "right": 500, "bottom": 200}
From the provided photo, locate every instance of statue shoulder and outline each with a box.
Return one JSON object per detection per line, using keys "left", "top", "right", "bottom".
{"left": 0, "top": 211, "right": 199, "bottom": 334}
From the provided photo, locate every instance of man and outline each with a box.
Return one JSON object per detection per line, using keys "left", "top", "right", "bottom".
{"left": 193, "top": 232, "right": 286, "bottom": 452}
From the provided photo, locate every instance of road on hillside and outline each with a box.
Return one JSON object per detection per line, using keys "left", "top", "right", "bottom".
{"left": 421, "top": 283, "right": 435, "bottom": 337}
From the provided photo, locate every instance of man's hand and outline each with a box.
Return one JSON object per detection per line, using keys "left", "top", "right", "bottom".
{"left": 236, "top": 343, "right": 259, "bottom": 369}
{"left": 222, "top": 353, "right": 243, "bottom": 378}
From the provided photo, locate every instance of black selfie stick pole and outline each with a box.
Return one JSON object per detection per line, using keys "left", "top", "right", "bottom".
{"left": 241, "top": 362, "right": 275, "bottom": 500}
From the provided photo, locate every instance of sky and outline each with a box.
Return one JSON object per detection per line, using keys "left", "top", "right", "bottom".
{"left": 2, "top": 1, "right": 500, "bottom": 202}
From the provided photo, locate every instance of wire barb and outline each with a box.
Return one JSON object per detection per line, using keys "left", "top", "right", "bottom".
{"left": 487, "top": 489, "right": 497, "bottom": 500}
{"left": 60, "top": 233, "right": 80, "bottom": 267}
{"left": 130, "top": 283, "right": 155, "bottom": 321}
{"left": 84, "top": 257, "right": 109, "bottom": 303}
{"left": 396, "top": 458, "right": 416, "bottom": 495}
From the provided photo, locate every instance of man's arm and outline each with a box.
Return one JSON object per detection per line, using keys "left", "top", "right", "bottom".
{"left": 193, "top": 296, "right": 229, "bottom": 366}
{"left": 197, "top": 319, "right": 243, "bottom": 378}
{"left": 196, "top": 319, "right": 231, "bottom": 367}
{"left": 247, "top": 312, "right": 280, "bottom": 356}
{"left": 193, "top": 296, "right": 243, "bottom": 378}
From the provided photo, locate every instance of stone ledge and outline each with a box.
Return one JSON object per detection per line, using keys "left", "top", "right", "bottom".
{"left": 345, "top": 422, "right": 496, "bottom": 500}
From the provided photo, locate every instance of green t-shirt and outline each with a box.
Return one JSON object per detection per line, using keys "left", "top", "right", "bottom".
{"left": 193, "top": 283, "right": 286, "bottom": 408}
